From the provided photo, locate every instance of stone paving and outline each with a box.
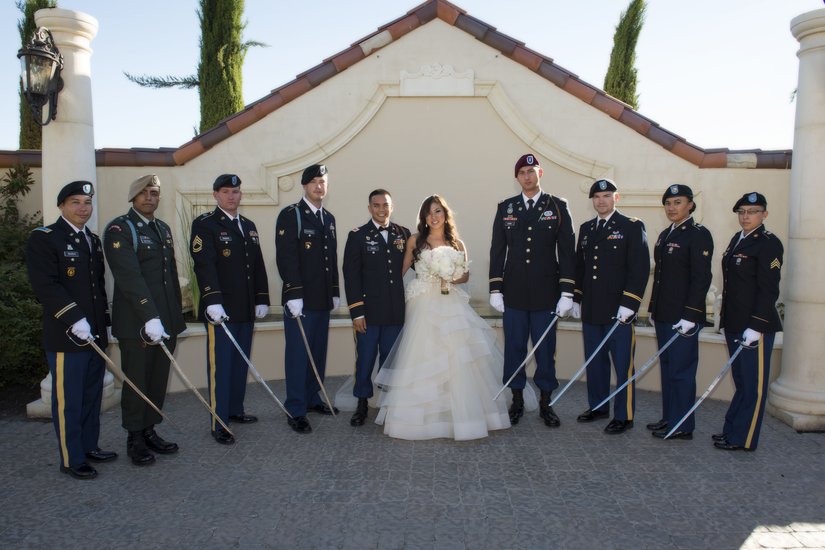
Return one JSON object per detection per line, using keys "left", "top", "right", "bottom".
{"left": 1, "top": 377, "right": 823, "bottom": 550}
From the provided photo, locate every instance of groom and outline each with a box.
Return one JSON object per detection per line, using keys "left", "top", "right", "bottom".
{"left": 342, "top": 189, "right": 411, "bottom": 426}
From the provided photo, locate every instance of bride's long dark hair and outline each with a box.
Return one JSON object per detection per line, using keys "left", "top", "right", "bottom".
{"left": 412, "top": 195, "right": 460, "bottom": 263}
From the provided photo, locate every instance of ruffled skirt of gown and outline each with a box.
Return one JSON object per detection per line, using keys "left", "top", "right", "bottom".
{"left": 374, "top": 279, "right": 512, "bottom": 441}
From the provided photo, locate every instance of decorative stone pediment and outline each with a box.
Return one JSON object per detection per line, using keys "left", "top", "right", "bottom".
{"left": 400, "top": 63, "right": 474, "bottom": 96}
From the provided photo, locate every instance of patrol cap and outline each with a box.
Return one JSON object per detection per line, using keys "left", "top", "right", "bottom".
{"left": 213, "top": 173, "right": 241, "bottom": 191}
{"left": 301, "top": 164, "right": 327, "bottom": 185}
{"left": 589, "top": 179, "right": 618, "bottom": 198}
{"left": 661, "top": 184, "right": 694, "bottom": 204}
{"left": 514, "top": 154, "right": 540, "bottom": 177}
{"left": 57, "top": 180, "right": 94, "bottom": 206}
{"left": 732, "top": 191, "right": 767, "bottom": 212}
{"left": 128, "top": 174, "right": 160, "bottom": 202}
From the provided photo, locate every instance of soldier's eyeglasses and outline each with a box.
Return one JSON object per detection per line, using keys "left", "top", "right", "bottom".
{"left": 736, "top": 209, "right": 764, "bottom": 216}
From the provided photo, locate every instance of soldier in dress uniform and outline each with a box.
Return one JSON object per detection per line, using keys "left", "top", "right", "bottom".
{"left": 26, "top": 181, "right": 116, "bottom": 479}
{"left": 276, "top": 164, "right": 340, "bottom": 434}
{"left": 342, "top": 189, "right": 411, "bottom": 426}
{"left": 189, "top": 174, "right": 270, "bottom": 445}
{"left": 489, "top": 153, "right": 576, "bottom": 428}
{"left": 714, "top": 192, "right": 783, "bottom": 452}
{"left": 572, "top": 179, "right": 650, "bottom": 434}
{"left": 646, "top": 184, "right": 713, "bottom": 441}
{"left": 104, "top": 175, "right": 186, "bottom": 465}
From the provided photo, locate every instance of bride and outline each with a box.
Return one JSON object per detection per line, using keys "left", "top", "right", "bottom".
{"left": 375, "top": 195, "right": 533, "bottom": 441}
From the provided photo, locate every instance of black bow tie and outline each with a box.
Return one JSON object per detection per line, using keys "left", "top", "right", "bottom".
{"left": 379, "top": 225, "right": 388, "bottom": 231}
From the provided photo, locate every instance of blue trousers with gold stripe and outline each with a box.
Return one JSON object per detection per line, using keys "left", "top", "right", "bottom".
{"left": 205, "top": 322, "right": 253, "bottom": 433}
{"left": 46, "top": 351, "right": 105, "bottom": 468}
{"left": 353, "top": 324, "right": 402, "bottom": 399}
{"left": 284, "top": 309, "right": 330, "bottom": 416}
{"left": 722, "top": 332, "right": 774, "bottom": 450}
{"left": 582, "top": 322, "right": 635, "bottom": 420}
{"left": 655, "top": 321, "right": 701, "bottom": 433}
{"left": 502, "top": 308, "right": 559, "bottom": 392}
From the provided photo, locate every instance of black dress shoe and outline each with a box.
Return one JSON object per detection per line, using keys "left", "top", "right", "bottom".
{"left": 713, "top": 441, "right": 754, "bottom": 452}
{"left": 646, "top": 419, "right": 668, "bottom": 431}
{"left": 577, "top": 409, "right": 609, "bottom": 423}
{"left": 229, "top": 414, "right": 258, "bottom": 424}
{"left": 350, "top": 398, "right": 369, "bottom": 427}
{"left": 60, "top": 463, "right": 98, "bottom": 480}
{"left": 604, "top": 419, "right": 633, "bottom": 434}
{"left": 127, "top": 431, "right": 156, "bottom": 466}
{"left": 540, "top": 404, "right": 561, "bottom": 427}
{"left": 508, "top": 389, "right": 524, "bottom": 425}
{"left": 142, "top": 427, "right": 179, "bottom": 454}
{"left": 653, "top": 429, "right": 693, "bottom": 440}
{"left": 308, "top": 403, "right": 339, "bottom": 415}
{"left": 288, "top": 415, "right": 313, "bottom": 434}
{"left": 85, "top": 448, "right": 118, "bottom": 463}
{"left": 711, "top": 433, "right": 727, "bottom": 442}
{"left": 212, "top": 430, "right": 236, "bottom": 445}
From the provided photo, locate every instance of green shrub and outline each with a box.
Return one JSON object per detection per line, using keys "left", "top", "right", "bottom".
{"left": 0, "top": 165, "right": 46, "bottom": 388}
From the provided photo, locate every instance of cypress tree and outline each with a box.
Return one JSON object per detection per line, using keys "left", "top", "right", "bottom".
{"left": 17, "top": 0, "right": 57, "bottom": 150}
{"left": 603, "top": 0, "right": 646, "bottom": 110}
{"left": 125, "top": 0, "right": 264, "bottom": 134}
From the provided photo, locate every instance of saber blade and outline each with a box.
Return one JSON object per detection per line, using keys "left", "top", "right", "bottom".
{"left": 295, "top": 315, "right": 336, "bottom": 416}
{"left": 158, "top": 341, "right": 235, "bottom": 437}
{"left": 549, "top": 318, "right": 623, "bottom": 407}
{"left": 493, "top": 314, "right": 559, "bottom": 401}
{"left": 217, "top": 322, "right": 293, "bottom": 419}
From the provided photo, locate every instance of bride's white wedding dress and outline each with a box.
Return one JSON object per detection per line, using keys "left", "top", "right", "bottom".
{"left": 374, "top": 247, "right": 520, "bottom": 441}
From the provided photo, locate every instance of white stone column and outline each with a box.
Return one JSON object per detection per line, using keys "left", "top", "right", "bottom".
{"left": 767, "top": 9, "right": 825, "bottom": 431}
{"left": 26, "top": 9, "right": 117, "bottom": 418}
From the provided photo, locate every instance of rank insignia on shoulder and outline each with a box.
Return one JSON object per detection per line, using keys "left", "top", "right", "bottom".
{"left": 770, "top": 258, "right": 781, "bottom": 270}
{"left": 352, "top": 227, "right": 359, "bottom": 232}
{"left": 192, "top": 235, "right": 203, "bottom": 253}
{"left": 112, "top": 241, "right": 121, "bottom": 249}
{"left": 278, "top": 229, "right": 285, "bottom": 236}
{"left": 305, "top": 242, "right": 312, "bottom": 249}
{"left": 702, "top": 250, "right": 709, "bottom": 256}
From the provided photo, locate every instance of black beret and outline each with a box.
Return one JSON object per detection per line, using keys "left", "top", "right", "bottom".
{"left": 514, "top": 154, "right": 540, "bottom": 177}
{"left": 57, "top": 180, "right": 94, "bottom": 206}
{"left": 213, "top": 174, "right": 241, "bottom": 191}
{"left": 301, "top": 164, "right": 327, "bottom": 185}
{"left": 589, "top": 179, "right": 618, "bottom": 198}
{"left": 732, "top": 192, "right": 767, "bottom": 212}
{"left": 661, "top": 184, "right": 694, "bottom": 204}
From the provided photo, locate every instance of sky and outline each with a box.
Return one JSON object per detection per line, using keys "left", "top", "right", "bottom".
{"left": 0, "top": 0, "right": 820, "bottom": 152}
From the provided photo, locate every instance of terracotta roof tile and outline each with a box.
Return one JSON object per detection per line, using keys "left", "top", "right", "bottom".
{"left": 225, "top": 106, "right": 264, "bottom": 135}
{"left": 251, "top": 93, "right": 285, "bottom": 118}
{"left": 436, "top": 1, "right": 463, "bottom": 24}
{"left": 481, "top": 30, "right": 522, "bottom": 56}
{"left": 172, "top": 140, "right": 206, "bottom": 165}
{"left": 411, "top": 1, "right": 438, "bottom": 23}
{"left": 670, "top": 141, "right": 705, "bottom": 166}
{"left": 537, "top": 61, "right": 569, "bottom": 88}
{"left": 700, "top": 152, "right": 728, "bottom": 168}
{"left": 302, "top": 61, "right": 338, "bottom": 87}
{"left": 647, "top": 125, "right": 678, "bottom": 151}
{"left": 278, "top": 79, "right": 312, "bottom": 104}
{"left": 591, "top": 92, "right": 625, "bottom": 119}
{"left": 388, "top": 14, "right": 421, "bottom": 40}
{"left": 563, "top": 78, "right": 598, "bottom": 104}
{"left": 330, "top": 46, "right": 365, "bottom": 73}
{"left": 619, "top": 109, "right": 652, "bottom": 136}
{"left": 454, "top": 14, "right": 488, "bottom": 40}
{"left": 756, "top": 151, "right": 792, "bottom": 169}
{"left": 511, "top": 46, "right": 543, "bottom": 72}
{"left": 198, "top": 124, "right": 232, "bottom": 150}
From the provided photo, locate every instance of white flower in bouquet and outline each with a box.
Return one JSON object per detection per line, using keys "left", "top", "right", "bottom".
{"left": 426, "top": 246, "right": 468, "bottom": 294}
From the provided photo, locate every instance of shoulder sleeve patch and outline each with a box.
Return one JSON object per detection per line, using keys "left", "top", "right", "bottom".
{"left": 192, "top": 235, "right": 203, "bottom": 253}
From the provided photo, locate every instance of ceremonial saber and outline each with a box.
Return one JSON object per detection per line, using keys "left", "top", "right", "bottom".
{"left": 216, "top": 320, "right": 293, "bottom": 419}
{"left": 663, "top": 341, "right": 749, "bottom": 439}
{"left": 83, "top": 336, "right": 177, "bottom": 429}
{"left": 295, "top": 315, "right": 337, "bottom": 417}
{"left": 549, "top": 318, "right": 624, "bottom": 407}
{"left": 591, "top": 330, "right": 682, "bottom": 412}
{"left": 157, "top": 340, "right": 235, "bottom": 437}
{"left": 493, "top": 314, "right": 559, "bottom": 401}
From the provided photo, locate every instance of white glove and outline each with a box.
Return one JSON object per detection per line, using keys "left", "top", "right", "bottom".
{"left": 255, "top": 305, "right": 269, "bottom": 319}
{"left": 672, "top": 319, "right": 695, "bottom": 334}
{"left": 144, "top": 318, "right": 168, "bottom": 343}
{"left": 71, "top": 318, "right": 92, "bottom": 341}
{"left": 332, "top": 297, "right": 340, "bottom": 310}
{"left": 489, "top": 293, "right": 505, "bottom": 313}
{"left": 555, "top": 295, "right": 574, "bottom": 317}
{"left": 742, "top": 328, "right": 761, "bottom": 346}
{"left": 571, "top": 302, "right": 581, "bottom": 320}
{"left": 206, "top": 304, "right": 227, "bottom": 323}
{"left": 616, "top": 306, "right": 635, "bottom": 323}
{"left": 286, "top": 299, "right": 304, "bottom": 318}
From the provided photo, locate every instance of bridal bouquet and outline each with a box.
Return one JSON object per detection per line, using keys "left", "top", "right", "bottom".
{"left": 420, "top": 246, "right": 468, "bottom": 294}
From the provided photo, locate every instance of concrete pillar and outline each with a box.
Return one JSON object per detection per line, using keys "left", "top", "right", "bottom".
{"left": 767, "top": 9, "right": 825, "bottom": 431}
{"left": 26, "top": 9, "right": 117, "bottom": 418}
